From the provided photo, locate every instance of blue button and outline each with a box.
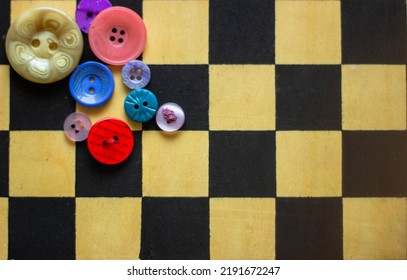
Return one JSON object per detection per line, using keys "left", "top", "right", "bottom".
{"left": 124, "top": 89, "right": 158, "bottom": 123}
{"left": 122, "top": 60, "right": 151, "bottom": 89}
{"left": 69, "top": 61, "right": 114, "bottom": 107}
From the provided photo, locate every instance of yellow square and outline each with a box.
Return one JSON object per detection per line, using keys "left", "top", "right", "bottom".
{"left": 9, "top": 131, "right": 75, "bottom": 197}
{"left": 143, "top": 131, "right": 208, "bottom": 197}
{"left": 342, "top": 65, "right": 406, "bottom": 130}
{"left": 275, "top": 1, "right": 341, "bottom": 64}
{"left": 77, "top": 65, "right": 142, "bottom": 131}
{"left": 276, "top": 131, "right": 342, "bottom": 197}
{"left": 0, "top": 198, "right": 8, "bottom": 260}
{"left": 143, "top": 0, "right": 208, "bottom": 64}
{"left": 209, "top": 65, "right": 275, "bottom": 130}
{"left": 344, "top": 198, "right": 407, "bottom": 260}
{"left": 76, "top": 198, "right": 141, "bottom": 260}
{"left": 210, "top": 198, "right": 275, "bottom": 260}
{"left": 0, "top": 65, "right": 10, "bottom": 131}
{"left": 11, "top": 1, "right": 77, "bottom": 22}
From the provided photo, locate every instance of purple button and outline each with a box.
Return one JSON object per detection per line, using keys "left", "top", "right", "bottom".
{"left": 63, "top": 112, "right": 92, "bottom": 141}
{"left": 156, "top": 102, "right": 185, "bottom": 132}
{"left": 121, "top": 60, "right": 151, "bottom": 89}
{"left": 76, "top": 0, "right": 112, "bottom": 34}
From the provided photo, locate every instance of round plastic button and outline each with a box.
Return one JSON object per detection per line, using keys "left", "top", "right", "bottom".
{"left": 63, "top": 112, "right": 92, "bottom": 141}
{"left": 76, "top": 0, "right": 112, "bottom": 34}
{"left": 5, "top": 7, "right": 84, "bottom": 84}
{"left": 121, "top": 60, "right": 151, "bottom": 89}
{"left": 87, "top": 118, "right": 134, "bottom": 165}
{"left": 89, "top": 6, "right": 147, "bottom": 65}
{"left": 156, "top": 102, "right": 185, "bottom": 132}
{"left": 69, "top": 61, "right": 114, "bottom": 107}
{"left": 124, "top": 89, "right": 158, "bottom": 123}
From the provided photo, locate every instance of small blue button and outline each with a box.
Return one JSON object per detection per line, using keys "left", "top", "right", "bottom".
{"left": 69, "top": 61, "right": 114, "bottom": 107}
{"left": 122, "top": 60, "right": 151, "bottom": 89}
{"left": 124, "top": 89, "right": 158, "bottom": 123}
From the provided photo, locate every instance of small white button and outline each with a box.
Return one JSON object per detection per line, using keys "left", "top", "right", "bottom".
{"left": 156, "top": 102, "right": 185, "bottom": 132}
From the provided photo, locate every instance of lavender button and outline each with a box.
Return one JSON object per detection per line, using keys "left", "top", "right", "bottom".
{"left": 76, "top": 0, "right": 112, "bottom": 33}
{"left": 63, "top": 112, "right": 92, "bottom": 142}
{"left": 122, "top": 60, "right": 151, "bottom": 89}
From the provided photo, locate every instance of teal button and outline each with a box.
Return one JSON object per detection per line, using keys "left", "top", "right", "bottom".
{"left": 124, "top": 89, "right": 158, "bottom": 123}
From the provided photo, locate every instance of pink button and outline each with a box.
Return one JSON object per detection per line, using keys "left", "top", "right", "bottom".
{"left": 156, "top": 103, "right": 185, "bottom": 132}
{"left": 88, "top": 6, "right": 147, "bottom": 65}
{"left": 63, "top": 112, "right": 92, "bottom": 141}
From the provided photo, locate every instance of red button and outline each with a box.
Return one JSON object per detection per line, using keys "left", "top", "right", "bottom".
{"left": 87, "top": 118, "right": 134, "bottom": 165}
{"left": 88, "top": 6, "right": 147, "bottom": 65}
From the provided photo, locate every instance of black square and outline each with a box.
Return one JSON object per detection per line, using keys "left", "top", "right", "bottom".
{"left": 276, "top": 65, "right": 342, "bottom": 130}
{"left": 143, "top": 65, "right": 209, "bottom": 130}
{"left": 9, "top": 69, "right": 76, "bottom": 130}
{"left": 209, "top": 0, "right": 275, "bottom": 64}
{"left": 76, "top": 0, "right": 142, "bottom": 10}
{"left": 342, "top": 0, "right": 406, "bottom": 64}
{"left": 78, "top": 0, "right": 143, "bottom": 63}
{"left": 209, "top": 131, "right": 276, "bottom": 197}
{"left": 140, "top": 197, "right": 209, "bottom": 260}
{"left": 343, "top": 131, "right": 407, "bottom": 197}
{"left": 276, "top": 198, "right": 343, "bottom": 260}
{"left": 79, "top": 35, "right": 99, "bottom": 64}
{"left": 0, "top": 0, "right": 10, "bottom": 64}
{"left": 8, "top": 198, "right": 75, "bottom": 260}
{"left": 0, "top": 131, "right": 8, "bottom": 197}
{"left": 109, "top": 0, "right": 142, "bottom": 12}
{"left": 75, "top": 131, "right": 142, "bottom": 197}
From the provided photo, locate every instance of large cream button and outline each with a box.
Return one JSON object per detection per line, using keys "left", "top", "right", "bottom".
{"left": 5, "top": 7, "right": 84, "bottom": 84}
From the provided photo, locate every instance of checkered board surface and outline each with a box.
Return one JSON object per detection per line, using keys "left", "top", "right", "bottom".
{"left": 0, "top": 0, "right": 406, "bottom": 260}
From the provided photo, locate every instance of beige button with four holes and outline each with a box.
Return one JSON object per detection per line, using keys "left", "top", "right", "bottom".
{"left": 6, "top": 7, "right": 83, "bottom": 84}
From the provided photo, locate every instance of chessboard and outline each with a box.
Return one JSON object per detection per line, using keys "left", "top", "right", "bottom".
{"left": 0, "top": 0, "right": 406, "bottom": 260}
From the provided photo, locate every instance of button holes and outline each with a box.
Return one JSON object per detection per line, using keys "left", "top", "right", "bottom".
{"left": 49, "top": 42, "right": 58, "bottom": 51}
{"left": 103, "top": 136, "right": 118, "bottom": 146}
{"left": 71, "top": 124, "right": 76, "bottom": 129}
{"left": 75, "top": 130, "right": 80, "bottom": 134}
{"left": 136, "top": 76, "right": 142, "bottom": 81}
{"left": 89, "top": 76, "right": 95, "bottom": 82}
{"left": 136, "top": 69, "right": 142, "bottom": 74}
{"left": 120, "top": 30, "right": 125, "bottom": 35}
{"left": 110, "top": 36, "right": 115, "bottom": 41}
{"left": 143, "top": 101, "right": 148, "bottom": 106}
{"left": 134, "top": 104, "right": 139, "bottom": 110}
{"left": 130, "top": 68, "right": 136, "bottom": 74}
{"left": 87, "top": 12, "right": 93, "bottom": 18}
{"left": 32, "top": 39, "right": 40, "bottom": 48}
{"left": 118, "top": 38, "right": 124, "bottom": 43}
{"left": 112, "top": 28, "right": 117, "bottom": 33}
{"left": 80, "top": 125, "right": 85, "bottom": 129}
{"left": 130, "top": 75, "right": 135, "bottom": 80}
{"left": 89, "top": 87, "right": 95, "bottom": 93}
